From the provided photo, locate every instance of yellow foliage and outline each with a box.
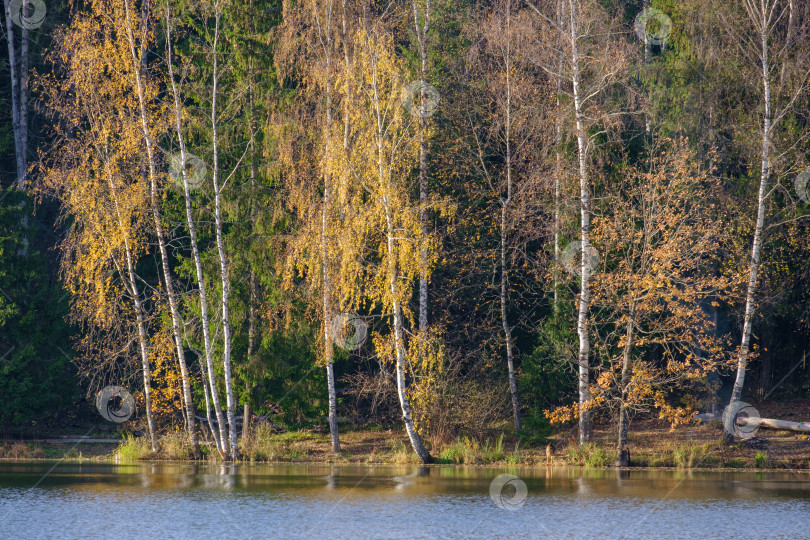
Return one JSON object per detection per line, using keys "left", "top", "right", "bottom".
{"left": 148, "top": 326, "right": 186, "bottom": 428}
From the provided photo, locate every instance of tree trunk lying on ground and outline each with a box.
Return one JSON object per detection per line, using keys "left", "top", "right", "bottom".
{"left": 741, "top": 417, "right": 810, "bottom": 433}
{"left": 698, "top": 412, "right": 810, "bottom": 434}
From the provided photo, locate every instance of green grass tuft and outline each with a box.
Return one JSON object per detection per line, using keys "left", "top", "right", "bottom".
{"left": 115, "top": 435, "right": 154, "bottom": 461}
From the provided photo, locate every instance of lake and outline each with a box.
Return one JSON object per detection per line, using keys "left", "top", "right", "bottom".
{"left": 0, "top": 462, "right": 808, "bottom": 539}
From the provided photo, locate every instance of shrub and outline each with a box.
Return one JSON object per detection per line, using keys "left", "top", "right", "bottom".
{"left": 439, "top": 435, "right": 514, "bottom": 464}
{"left": 116, "top": 435, "right": 154, "bottom": 461}
{"left": 503, "top": 440, "right": 521, "bottom": 464}
{"left": 672, "top": 441, "right": 709, "bottom": 469}
{"left": 0, "top": 442, "right": 44, "bottom": 459}
{"left": 482, "top": 434, "right": 505, "bottom": 463}
{"left": 439, "top": 437, "right": 479, "bottom": 464}
{"left": 566, "top": 443, "right": 616, "bottom": 467}
{"left": 755, "top": 451, "right": 771, "bottom": 469}
{"left": 240, "top": 423, "right": 282, "bottom": 461}
{"left": 159, "top": 432, "right": 194, "bottom": 460}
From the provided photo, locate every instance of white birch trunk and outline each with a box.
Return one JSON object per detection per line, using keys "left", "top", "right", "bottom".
{"left": 323, "top": 138, "right": 340, "bottom": 453}
{"left": 386, "top": 209, "right": 433, "bottom": 464}
{"left": 210, "top": 10, "right": 239, "bottom": 459}
{"left": 165, "top": 10, "right": 226, "bottom": 456}
{"left": 728, "top": 8, "right": 772, "bottom": 421}
{"left": 370, "top": 52, "right": 432, "bottom": 462}
{"left": 4, "top": 0, "right": 26, "bottom": 187}
{"left": 500, "top": 1, "right": 520, "bottom": 430}
{"left": 200, "top": 361, "right": 218, "bottom": 446}
{"left": 123, "top": 0, "right": 198, "bottom": 455}
{"left": 105, "top": 159, "right": 157, "bottom": 452}
{"left": 569, "top": 0, "right": 591, "bottom": 444}
{"left": 412, "top": 0, "right": 430, "bottom": 333}
{"left": 553, "top": 0, "right": 564, "bottom": 314}
{"left": 19, "top": 20, "right": 28, "bottom": 188}
{"left": 315, "top": 0, "right": 341, "bottom": 453}
{"left": 124, "top": 245, "right": 158, "bottom": 454}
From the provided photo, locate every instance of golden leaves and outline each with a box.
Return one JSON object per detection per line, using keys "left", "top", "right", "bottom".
{"left": 549, "top": 140, "right": 737, "bottom": 426}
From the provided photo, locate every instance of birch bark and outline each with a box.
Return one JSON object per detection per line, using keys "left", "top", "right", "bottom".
{"left": 123, "top": 0, "right": 198, "bottom": 455}
{"left": 210, "top": 10, "right": 240, "bottom": 458}
{"left": 313, "top": 0, "right": 341, "bottom": 453}
{"left": 165, "top": 6, "right": 226, "bottom": 455}
{"left": 104, "top": 158, "right": 157, "bottom": 452}
{"left": 498, "top": 0, "right": 520, "bottom": 431}
{"left": 727, "top": 1, "right": 774, "bottom": 434}
{"left": 4, "top": 0, "right": 28, "bottom": 187}
{"left": 569, "top": 0, "right": 592, "bottom": 444}
{"left": 412, "top": 0, "right": 430, "bottom": 334}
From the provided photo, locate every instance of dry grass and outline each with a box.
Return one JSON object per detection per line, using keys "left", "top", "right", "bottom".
{"left": 3, "top": 399, "right": 808, "bottom": 469}
{"left": 0, "top": 441, "right": 44, "bottom": 459}
{"left": 561, "top": 400, "right": 810, "bottom": 470}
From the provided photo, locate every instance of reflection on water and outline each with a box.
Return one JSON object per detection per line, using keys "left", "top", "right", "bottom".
{"left": 0, "top": 462, "right": 808, "bottom": 539}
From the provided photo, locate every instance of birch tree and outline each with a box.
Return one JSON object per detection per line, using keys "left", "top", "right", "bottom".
{"left": 208, "top": 5, "right": 240, "bottom": 459}
{"left": 528, "top": 0, "right": 628, "bottom": 443}
{"left": 411, "top": 0, "right": 431, "bottom": 334}
{"left": 276, "top": 0, "right": 353, "bottom": 453}
{"left": 120, "top": 0, "right": 199, "bottom": 455}
{"left": 39, "top": 13, "right": 161, "bottom": 449}
{"left": 163, "top": 0, "right": 227, "bottom": 456}
{"left": 3, "top": 0, "right": 35, "bottom": 188}
{"left": 721, "top": 0, "right": 810, "bottom": 433}
{"left": 342, "top": 23, "right": 435, "bottom": 463}
{"left": 467, "top": 0, "right": 545, "bottom": 430}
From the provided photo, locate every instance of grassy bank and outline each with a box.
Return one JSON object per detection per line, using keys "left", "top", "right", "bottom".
{"left": 3, "top": 414, "right": 809, "bottom": 470}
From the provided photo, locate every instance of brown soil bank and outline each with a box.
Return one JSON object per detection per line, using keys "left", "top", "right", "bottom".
{"left": 2, "top": 399, "right": 809, "bottom": 469}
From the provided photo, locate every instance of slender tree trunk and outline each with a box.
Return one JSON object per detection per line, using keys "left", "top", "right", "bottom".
{"left": 125, "top": 246, "right": 158, "bottom": 454}
{"left": 316, "top": 0, "right": 341, "bottom": 453}
{"left": 412, "top": 0, "right": 430, "bottom": 334}
{"left": 553, "top": 0, "right": 563, "bottom": 314}
{"left": 242, "top": 402, "right": 251, "bottom": 441}
{"left": 642, "top": 0, "right": 651, "bottom": 137}
{"left": 323, "top": 191, "right": 340, "bottom": 455}
{"left": 500, "top": 195, "right": 520, "bottom": 430}
{"left": 373, "top": 59, "right": 432, "bottom": 460}
{"left": 341, "top": 0, "right": 351, "bottom": 151}
{"left": 569, "top": 0, "right": 591, "bottom": 444}
{"left": 19, "top": 20, "right": 28, "bottom": 188}
{"left": 727, "top": 20, "right": 772, "bottom": 440}
{"left": 123, "top": 0, "right": 198, "bottom": 455}
{"left": 105, "top": 159, "right": 157, "bottom": 452}
{"left": 326, "top": 355, "right": 340, "bottom": 451}
{"left": 324, "top": 83, "right": 340, "bottom": 454}
{"left": 500, "top": 3, "right": 520, "bottom": 430}
{"left": 4, "top": 0, "right": 27, "bottom": 188}
{"left": 165, "top": 6, "right": 226, "bottom": 456}
{"left": 387, "top": 209, "right": 433, "bottom": 464}
{"left": 245, "top": 49, "right": 259, "bottom": 439}
{"left": 244, "top": 271, "right": 257, "bottom": 442}
{"left": 201, "top": 363, "right": 218, "bottom": 446}
{"left": 248, "top": 271, "right": 257, "bottom": 360}
{"left": 210, "top": 10, "right": 239, "bottom": 459}
{"left": 617, "top": 303, "right": 636, "bottom": 466}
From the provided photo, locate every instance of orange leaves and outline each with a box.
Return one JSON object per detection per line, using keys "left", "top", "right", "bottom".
{"left": 552, "top": 140, "right": 738, "bottom": 426}
{"left": 654, "top": 391, "right": 697, "bottom": 428}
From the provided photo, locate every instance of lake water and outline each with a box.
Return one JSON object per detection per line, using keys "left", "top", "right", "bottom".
{"left": 0, "top": 462, "right": 808, "bottom": 539}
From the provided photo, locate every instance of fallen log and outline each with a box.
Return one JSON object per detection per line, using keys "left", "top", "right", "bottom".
{"left": 193, "top": 415, "right": 285, "bottom": 432}
{"left": 741, "top": 417, "right": 810, "bottom": 433}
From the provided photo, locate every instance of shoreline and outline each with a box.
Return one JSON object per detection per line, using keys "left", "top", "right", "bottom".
{"left": 2, "top": 418, "right": 809, "bottom": 471}
{"left": 1, "top": 454, "right": 809, "bottom": 474}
